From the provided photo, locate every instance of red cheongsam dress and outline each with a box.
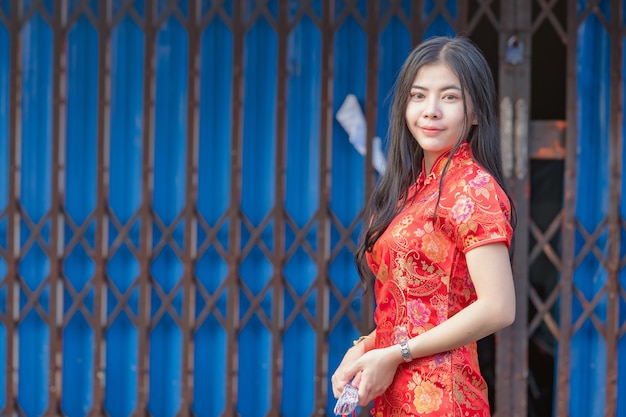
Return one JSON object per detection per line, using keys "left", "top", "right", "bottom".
{"left": 366, "top": 142, "right": 513, "bottom": 417}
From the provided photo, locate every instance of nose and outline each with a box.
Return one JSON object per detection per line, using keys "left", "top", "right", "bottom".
{"left": 423, "top": 98, "right": 441, "bottom": 119}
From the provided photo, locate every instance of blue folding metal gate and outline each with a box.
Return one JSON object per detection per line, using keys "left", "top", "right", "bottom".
{"left": 1, "top": 1, "right": 626, "bottom": 417}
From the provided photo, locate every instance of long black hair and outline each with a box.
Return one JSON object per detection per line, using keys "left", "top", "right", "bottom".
{"left": 355, "top": 36, "right": 516, "bottom": 282}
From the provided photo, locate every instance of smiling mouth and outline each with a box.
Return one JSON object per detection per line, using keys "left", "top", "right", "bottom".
{"left": 420, "top": 126, "right": 442, "bottom": 134}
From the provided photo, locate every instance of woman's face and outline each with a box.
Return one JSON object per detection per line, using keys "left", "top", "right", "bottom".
{"left": 405, "top": 62, "right": 475, "bottom": 172}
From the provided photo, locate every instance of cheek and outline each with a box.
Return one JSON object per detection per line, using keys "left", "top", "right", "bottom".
{"left": 405, "top": 103, "right": 419, "bottom": 122}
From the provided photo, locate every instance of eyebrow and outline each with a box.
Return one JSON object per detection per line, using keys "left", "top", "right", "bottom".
{"left": 410, "top": 84, "right": 462, "bottom": 91}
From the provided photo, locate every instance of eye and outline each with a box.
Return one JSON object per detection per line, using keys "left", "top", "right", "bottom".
{"left": 443, "top": 93, "right": 459, "bottom": 101}
{"left": 410, "top": 91, "right": 425, "bottom": 100}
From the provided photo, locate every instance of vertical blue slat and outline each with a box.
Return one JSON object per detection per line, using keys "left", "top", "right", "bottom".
{"left": 18, "top": 11, "right": 52, "bottom": 417}
{"left": 149, "top": 14, "right": 188, "bottom": 417}
{"left": 423, "top": 0, "right": 456, "bottom": 38}
{"left": 240, "top": 18, "right": 277, "bottom": 223}
{"left": 618, "top": 1, "right": 626, "bottom": 415}
{"left": 106, "top": 13, "right": 145, "bottom": 417}
{"left": 193, "top": 12, "right": 232, "bottom": 417}
{"left": 572, "top": 1, "right": 611, "bottom": 416}
{"left": 0, "top": 10, "right": 9, "bottom": 412}
{"left": 331, "top": 12, "right": 366, "bottom": 230}
{"left": 63, "top": 14, "right": 99, "bottom": 417}
{"left": 20, "top": 16, "right": 52, "bottom": 221}
{"left": 328, "top": 2, "right": 367, "bottom": 413}
{"left": 0, "top": 13, "right": 7, "bottom": 212}
{"left": 331, "top": 3, "right": 366, "bottom": 224}
{"left": 238, "top": 1, "right": 277, "bottom": 414}
{"left": 281, "top": 3, "right": 322, "bottom": 415}
{"left": 376, "top": 1, "right": 414, "bottom": 163}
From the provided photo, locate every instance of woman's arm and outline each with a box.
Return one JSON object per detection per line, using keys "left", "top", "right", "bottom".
{"left": 344, "top": 242, "right": 515, "bottom": 405}
{"left": 404, "top": 241, "right": 515, "bottom": 357}
{"left": 330, "top": 329, "right": 377, "bottom": 398}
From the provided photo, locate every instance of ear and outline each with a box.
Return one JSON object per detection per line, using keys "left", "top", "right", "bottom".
{"left": 472, "top": 116, "right": 478, "bottom": 125}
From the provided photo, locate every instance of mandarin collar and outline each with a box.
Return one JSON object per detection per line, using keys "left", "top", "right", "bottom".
{"left": 421, "top": 141, "right": 470, "bottom": 180}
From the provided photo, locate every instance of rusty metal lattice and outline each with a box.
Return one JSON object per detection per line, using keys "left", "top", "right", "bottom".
{"left": 2, "top": 1, "right": 626, "bottom": 417}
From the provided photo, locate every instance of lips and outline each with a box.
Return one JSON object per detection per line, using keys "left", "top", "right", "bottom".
{"left": 420, "top": 126, "right": 443, "bottom": 135}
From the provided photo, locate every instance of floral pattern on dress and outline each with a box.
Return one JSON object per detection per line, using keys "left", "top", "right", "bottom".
{"left": 367, "top": 142, "right": 513, "bottom": 417}
{"left": 410, "top": 378, "right": 443, "bottom": 414}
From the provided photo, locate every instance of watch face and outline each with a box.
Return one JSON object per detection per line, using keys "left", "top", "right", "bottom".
{"left": 400, "top": 341, "right": 412, "bottom": 361}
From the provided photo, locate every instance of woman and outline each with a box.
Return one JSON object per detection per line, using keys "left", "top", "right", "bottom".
{"left": 331, "top": 36, "right": 516, "bottom": 416}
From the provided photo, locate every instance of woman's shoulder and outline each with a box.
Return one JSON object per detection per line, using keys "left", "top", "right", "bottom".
{"left": 447, "top": 154, "right": 496, "bottom": 184}
{"left": 443, "top": 159, "right": 509, "bottom": 205}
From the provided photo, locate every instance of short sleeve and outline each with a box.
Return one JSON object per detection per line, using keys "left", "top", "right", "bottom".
{"left": 441, "top": 168, "right": 514, "bottom": 253}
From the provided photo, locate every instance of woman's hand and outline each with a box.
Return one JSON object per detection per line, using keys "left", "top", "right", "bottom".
{"left": 331, "top": 342, "right": 368, "bottom": 398}
{"left": 343, "top": 346, "right": 402, "bottom": 406}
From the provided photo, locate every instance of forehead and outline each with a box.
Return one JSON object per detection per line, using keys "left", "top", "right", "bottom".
{"left": 411, "top": 62, "right": 460, "bottom": 87}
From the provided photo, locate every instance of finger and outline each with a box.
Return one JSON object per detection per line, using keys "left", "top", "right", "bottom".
{"left": 357, "top": 384, "right": 371, "bottom": 407}
{"left": 331, "top": 374, "right": 347, "bottom": 398}
{"left": 356, "top": 374, "right": 381, "bottom": 406}
{"left": 342, "top": 362, "right": 361, "bottom": 381}
{"left": 331, "top": 381, "right": 342, "bottom": 398}
{"left": 332, "top": 383, "right": 343, "bottom": 398}
{"left": 351, "top": 371, "right": 363, "bottom": 388}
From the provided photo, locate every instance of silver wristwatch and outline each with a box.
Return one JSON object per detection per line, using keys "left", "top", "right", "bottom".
{"left": 399, "top": 340, "right": 412, "bottom": 362}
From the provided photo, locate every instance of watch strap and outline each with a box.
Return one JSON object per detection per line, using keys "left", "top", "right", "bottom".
{"left": 399, "top": 340, "right": 412, "bottom": 362}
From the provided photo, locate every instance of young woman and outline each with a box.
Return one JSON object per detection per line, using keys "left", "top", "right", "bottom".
{"left": 331, "top": 36, "right": 516, "bottom": 416}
